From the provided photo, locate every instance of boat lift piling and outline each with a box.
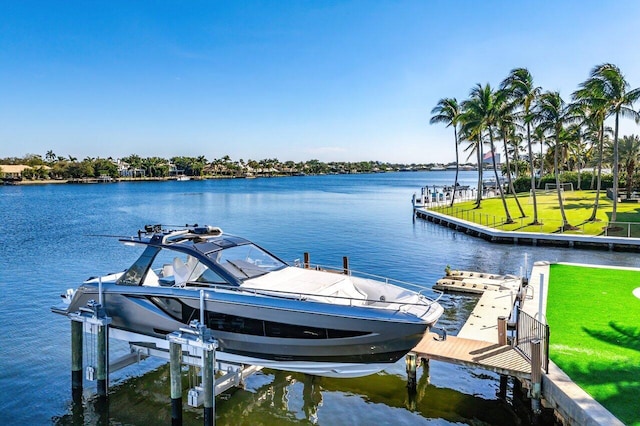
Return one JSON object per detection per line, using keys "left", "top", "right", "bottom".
{"left": 68, "top": 301, "right": 112, "bottom": 397}
{"left": 62, "top": 290, "right": 259, "bottom": 425}
{"left": 169, "top": 341, "right": 182, "bottom": 426}
{"left": 96, "top": 318, "right": 109, "bottom": 397}
{"left": 167, "top": 290, "right": 219, "bottom": 426}
{"left": 70, "top": 320, "right": 83, "bottom": 401}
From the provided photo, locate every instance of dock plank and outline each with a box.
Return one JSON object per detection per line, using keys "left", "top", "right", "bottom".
{"left": 457, "top": 289, "right": 515, "bottom": 343}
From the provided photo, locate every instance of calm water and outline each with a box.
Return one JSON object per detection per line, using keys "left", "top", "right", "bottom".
{"left": 1, "top": 171, "right": 638, "bottom": 425}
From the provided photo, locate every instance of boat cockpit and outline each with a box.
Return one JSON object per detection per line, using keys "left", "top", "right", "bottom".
{"left": 115, "top": 225, "right": 288, "bottom": 288}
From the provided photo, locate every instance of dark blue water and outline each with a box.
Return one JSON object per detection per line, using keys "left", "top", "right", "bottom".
{"left": 1, "top": 171, "right": 638, "bottom": 425}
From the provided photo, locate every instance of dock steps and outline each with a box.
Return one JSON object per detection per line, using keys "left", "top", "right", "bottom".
{"left": 412, "top": 332, "right": 531, "bottom": 379}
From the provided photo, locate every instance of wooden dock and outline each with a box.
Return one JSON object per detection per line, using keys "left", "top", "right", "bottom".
{"left": 434, "top": 270, "right": 522, "bottom": 295}
{"left": 413, "top": 332, "right": 531, "bottom": 379}
{"left": 412, "top": 270, "right": 532, "bottom": 380}
{"left": 411, "top": 263, "right": 626, "bottom": 425}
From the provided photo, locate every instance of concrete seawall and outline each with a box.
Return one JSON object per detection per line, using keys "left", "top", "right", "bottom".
{"left": 414, "top": 207, "right": 640, "bottom": 252}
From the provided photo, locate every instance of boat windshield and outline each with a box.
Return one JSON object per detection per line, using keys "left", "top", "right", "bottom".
{"left": 209, "top": 243, "right": 286, "bottom": 280}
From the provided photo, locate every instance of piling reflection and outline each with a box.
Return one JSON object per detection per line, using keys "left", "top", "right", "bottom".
{"left": 51, "top": 360, "right": 533, "bottom": 425}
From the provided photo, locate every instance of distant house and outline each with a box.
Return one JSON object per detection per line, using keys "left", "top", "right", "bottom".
{"left": 168, "top": 163, "right": 185, "bottom": 177}
{"left": 117, "top": 160, "right": 145, "bottom": 178}
{"left": 0, "top": 164, "right": 51, "bottom": 179}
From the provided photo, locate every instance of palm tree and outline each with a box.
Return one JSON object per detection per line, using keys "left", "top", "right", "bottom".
{"left": 574, "top": 78, "right": 614, "bottom": 221}
{"left": 45, "top": 150, "right": 57, "bottom": 164}
{"left": 536, "top": 91, "right": 573, "bottom": 230}
{"left": 502, "top": 68, "right": 542, "bottom": 224}
{"left": 495, "top": 91, "right": 525, "bottom": 217}
{"left": 577, "top": 64, "right": 640, "bottom": 222}
{"left": 617, "top": 134, "right": 640, "bottom": 198}
{"left": 462, "top": 84, "right": 513, "bottom": 223}
{"left": 430, "top": 98, "right": 461, "bottom": 206}
{"left": 459, "top": 98, "right": 486, "bottom": 207}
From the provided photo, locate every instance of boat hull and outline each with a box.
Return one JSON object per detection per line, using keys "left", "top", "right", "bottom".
{"left": 66, "top": 283, "right": 433, "bottom": 377}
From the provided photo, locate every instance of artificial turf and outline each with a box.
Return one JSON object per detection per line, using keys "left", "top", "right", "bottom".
{"left": 547, "top": 264, "right": 640, "bottom": 425}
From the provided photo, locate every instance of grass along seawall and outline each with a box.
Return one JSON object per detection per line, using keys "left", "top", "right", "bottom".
{"left": 414, "top": 190, "right": 640, "bottom": 251}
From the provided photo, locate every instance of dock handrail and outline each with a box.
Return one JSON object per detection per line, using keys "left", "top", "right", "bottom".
{"left": 514, "top": 306, "right": 549, "bottom": 373}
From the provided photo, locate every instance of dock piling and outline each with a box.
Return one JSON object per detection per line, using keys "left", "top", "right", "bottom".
{"left": 498, "top": 375, "right": 508, "bottom": 399}
{"left": 405, "top": 353, "right": 417, "bottom": 390}
{"left": 497, "top": 316, "right": 507, "bottom": 346}
{"left": 342, "top": 256, "right": 349, "bottom": 275}
{"left": 421, "top": 358, "right": 430, "bottom": 384}
{"left": 71, "top": 320, "right": 83, "bottom": 401}
{"left": 530, "top": 339, "right": 542, "bottom": 413}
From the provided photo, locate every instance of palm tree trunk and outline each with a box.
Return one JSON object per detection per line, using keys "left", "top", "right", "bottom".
{"left": 577, "top": 162, "right": 582, "bottom": 190}
{"left": 589, "top": 122, "right": 604, "bottom": 221}
{"left": 527, "top": 123, "right": 539, "bottom": 224}
{"left": 627, "top": 162, "right": 634, "bottom": 198}
{"left": 451, "top": 127, "right": 459, "bottom": 207}
{"left": 501, "top": 132, "right": 525, "bottom": 217}
{"left": 489, "top": 129, "right": 512, "bottom": 223}
{"left": 554, "top": 135, "right": 570, "bottom": 229}
{"left": 538, "top": 141, "right": 544, "bottom": 188}
{"left": 612, "top": 113, "right": 620, "bottom": 223}
{"left": 476, "top": 135, "right": 483, "bottom": 207}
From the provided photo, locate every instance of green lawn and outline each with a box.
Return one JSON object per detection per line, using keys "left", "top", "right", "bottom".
{"left": 547, "top": 264, "right": 640, "bottom": 425}
{"left": 430, "top": 190, "right": 640, "bottom": 236}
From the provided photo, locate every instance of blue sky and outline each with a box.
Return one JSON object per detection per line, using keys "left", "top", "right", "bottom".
{"left": 2, "top": 1, "right": 640, "bottom": 163}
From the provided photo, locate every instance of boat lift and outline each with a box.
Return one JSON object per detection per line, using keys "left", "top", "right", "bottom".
{"left": 60, "top": 285, "right": 261, "bottom": 426}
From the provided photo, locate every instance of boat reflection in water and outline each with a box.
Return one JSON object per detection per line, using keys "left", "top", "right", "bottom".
{"left": 52, "top": 363, "right": 525, "bottom": 425}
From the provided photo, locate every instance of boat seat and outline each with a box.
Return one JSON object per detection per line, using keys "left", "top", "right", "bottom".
{"left": 173, "top": 257, "right": 190, "bottom": 286}
{"left": 142, "top": 268, "right": 160, "bottom": 286}
{"left": 161, "top": 264, "right": 174, "bottom": 278}
{"left": 173, "top": 256, "right": 208, "bottom": 286}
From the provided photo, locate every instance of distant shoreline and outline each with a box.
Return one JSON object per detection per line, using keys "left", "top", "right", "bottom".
{"left": 4, "top": 175, "right": 282, "bottom": 186}
{"left": 5, "top": 169, "right": 470, "bottom": 186}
